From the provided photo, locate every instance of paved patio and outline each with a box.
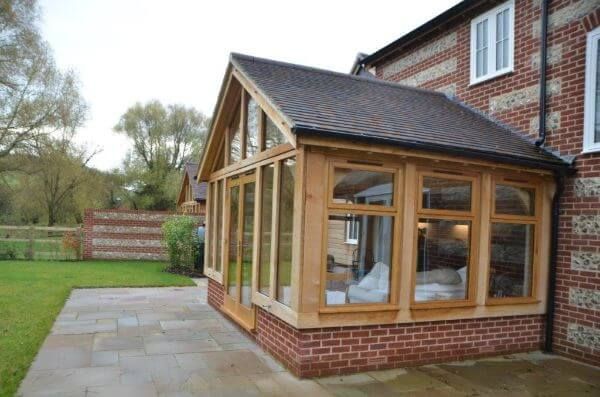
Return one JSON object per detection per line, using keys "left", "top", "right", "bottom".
{"left": 19, "top": 280, "right": 600, "bottom": 396}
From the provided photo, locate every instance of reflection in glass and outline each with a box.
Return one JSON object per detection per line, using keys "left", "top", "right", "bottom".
{"left": 333, "top": 168, "right": 394, "bottom": 206}
{"left": 277, "top": 158, "right": 295, "bottom": 306}
{"left": 215, "top": 180, "right": 223, "bottom": 272}
{"left": 325, "top": 214, "right": 393, "bottom": 305}
{"left": 240, "top": 182, "right": 255, "bottom": 307}
{"left": 495, "top": 184, "right": 535, "bottom": 216}
{"left": 227, "top": 185, "right": 240, "bottom": 297}
{"left": 422, "top": 176, "right": 471, "bottom": 211}
{"left": 489, "top": 223, "right": 534, "bottom": 298}
{"left": 229, "top": 115, "right": 241, "bottom": 164}
{"left": 259, "top": 165, "right": 274, "bottom": 296}
{"left": 246, "top": 97, "right": 259, "bottom": 158}
{"left": 265, "top": 115, "right": 286, "bottom": 149}
{"left": 415, "top": 218, "right": 470, "bottom": 302}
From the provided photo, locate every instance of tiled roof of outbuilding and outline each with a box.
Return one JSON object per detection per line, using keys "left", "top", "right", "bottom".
{"left": 184, "top": 162, "right": 207, "bottom": 201}
{"left": 231, "top": 53, "right": 568, "bottom": 170}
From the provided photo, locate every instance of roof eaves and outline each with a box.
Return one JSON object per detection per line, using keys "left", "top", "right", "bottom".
{"left": 292, "top": 124, "right": 570, "bottom": 172}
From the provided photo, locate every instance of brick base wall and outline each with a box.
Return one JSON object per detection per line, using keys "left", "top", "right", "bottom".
{"left": 207, "top": 278, "right": 225, "bottom": 309}
{"left": 207, "top": 279, "right": 546, "bottom": 377}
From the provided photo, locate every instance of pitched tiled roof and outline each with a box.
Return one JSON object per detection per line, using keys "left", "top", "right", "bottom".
{"left": 184, "top": 162, "right": 207, "bottom": 201}
{"left": 231, "top": 53, "right": 568, "bottom": 170}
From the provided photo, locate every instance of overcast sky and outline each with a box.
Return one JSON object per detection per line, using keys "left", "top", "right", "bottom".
{"left": 39, "top": 0, "right": 460, "bottom": 171}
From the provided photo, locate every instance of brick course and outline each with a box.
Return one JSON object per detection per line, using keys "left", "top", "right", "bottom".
{"left": 372, "top": 0, "right": 600, "bottom": 367}
{"left": 207, "top": 279, "right": 545, "bottom": 377}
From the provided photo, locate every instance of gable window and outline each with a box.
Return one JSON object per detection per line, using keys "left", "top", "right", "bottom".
{"left": 584, "top": 26, "right": 600, "bottom": 153}
{"left": 470, "top": 0, "right": 514, "bottom": 84}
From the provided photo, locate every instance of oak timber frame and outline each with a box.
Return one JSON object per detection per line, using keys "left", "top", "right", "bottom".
{"left": 199, "top": 64, "right": 555, "bottom": 333}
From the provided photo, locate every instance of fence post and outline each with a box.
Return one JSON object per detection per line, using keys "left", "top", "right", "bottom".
{"left": 27, "top": 225, "right": 34, "bottom": 260}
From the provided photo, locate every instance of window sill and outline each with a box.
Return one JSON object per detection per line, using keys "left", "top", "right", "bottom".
{"left": 319, "top": 304, "right": 400, "bottom": 314}
{"left": 581, "top": 147, "right": 600, "bottom": 155}
{"left": 486, "top": 297, "right": 540, "bottom": 306}
{"left": 469, "top": 68, "right": 513, "bottom": 87}
{"left": 410, "top": 300, "right": 477, "bottom": 310}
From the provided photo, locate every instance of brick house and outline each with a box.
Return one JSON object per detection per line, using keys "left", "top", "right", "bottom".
{"left": 197, "top": 0, "right": 599, "bottom": 377}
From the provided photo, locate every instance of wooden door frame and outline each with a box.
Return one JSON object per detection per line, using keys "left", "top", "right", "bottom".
{"left": 223, "top": 171, "right": 257, "bottom": 331}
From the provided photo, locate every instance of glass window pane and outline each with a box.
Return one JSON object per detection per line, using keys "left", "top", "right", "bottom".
{"left": 277, "top": 158, "right": 295, "bottom": 306}
{"left": 259, "top": 165, "right": 274, "bottom": 296}
{"left": 227, "top": 185, "right": 240, "bottom": 297}
{"left": 325, "top": 214, "right": 393, "bottom": 305}
{"left": 265, "top": 114, "right": 287, "bottom": 149}
{"left": 208, "top": 182, "right": 215, "bottom": 270}
{"left": 333, "top": 168, "right": 394, "bottom": 206}
{"left": 495, "top": 184, "right": 535, "bottom": 216}
{"left": 415, "top": 218, "right": 470, "bottom": 302}
{"left": 229, "top": 115, "right": 241, "bottom": 164}
{"left": 215, "top": 179, "right": 223, "bottom": 273}
{"left": 240, "top": 182, "right": 255, "bottom": 307}
{"left": 422, "top": 176, "right": 472, "bottom": 211}
{"left": 246, "top": 97, "right": 259, "bottom": 158}
{"left": 595, "top": 41, "right": 600, "bottom": 143}
{"left": 489, "top": 223, "right": 534, "bottom": 298}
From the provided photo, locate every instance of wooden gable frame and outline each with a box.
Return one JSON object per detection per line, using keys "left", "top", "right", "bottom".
{"left": 197, "top": 60, "right": 297, "bottom": 181}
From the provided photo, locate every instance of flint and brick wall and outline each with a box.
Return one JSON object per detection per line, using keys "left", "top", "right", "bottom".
{"left": 83, "top": 209, "right": 173, "bottom": 260}
{"left": 373, "top": 0, "right": 600, "bottom": 366}
{"left": 207, "top": 278, "right": 544, "bottom": 377}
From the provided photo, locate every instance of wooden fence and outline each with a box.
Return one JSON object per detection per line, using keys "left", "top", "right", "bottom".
{"left": 0, "top": 225, "right": 83, "bottom": 260}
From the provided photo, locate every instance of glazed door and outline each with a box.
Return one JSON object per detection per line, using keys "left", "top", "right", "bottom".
{"left": 223, "top": 172, "right": 256, "bottom": 330}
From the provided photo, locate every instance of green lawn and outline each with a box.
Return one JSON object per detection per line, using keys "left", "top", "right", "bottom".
{"left": 0, "top": 260, "right": 194, "bottom": 397}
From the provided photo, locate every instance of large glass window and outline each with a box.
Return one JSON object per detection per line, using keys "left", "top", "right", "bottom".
{"left": 215, "top": 179, "right": 223, "bottom": 273}
{"left": 326, "top": 214, "right": 393, "bottom": 305}
{"left": 416, "top": 219, "right": 470, "bottom": 302}
{"left": 489, "top": 223, "right": 534, "bottom": 298}
{"left": 470, "top": 0, "right": 514, "bottom": 84}
{"left": 259, "top": 164, "right": 274, "bottom": 296}
{"left": 584, "top": 26, "right": 600, "bottom": 152}
{"left": 227, "top": 185, "right": 240, "bottom": 297}
{"left": 246, "top": 97, "right": 260, "bottom": 158}
{"left": 276, "top": 158, "right": 295, "bottom": 306}
{"left": 415, "top": 171, "right": 475, "bottom": 304}
{"left": 488, "top": 179, "right": 537, "bottom": 301}
{"left": 332, "top": 168, "right": 394, "bottom": 206}
{"left": 325, "top": 164, "right": 397, "bottom": 306}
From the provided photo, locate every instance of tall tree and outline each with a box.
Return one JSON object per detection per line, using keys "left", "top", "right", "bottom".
{"left": 114, "top": 100, "right": 209, "bottom": 210}
{"left": 0, "top": 0, "right": 86, "bottom": 164}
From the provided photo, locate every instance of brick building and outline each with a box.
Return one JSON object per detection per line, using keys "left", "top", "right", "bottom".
{"left": 198, "top": 0, "right": 599, "bottom": 377}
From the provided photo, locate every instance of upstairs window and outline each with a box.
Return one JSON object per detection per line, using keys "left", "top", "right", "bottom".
{"left": 470, "top": 0, "right": 514, "bottom": 84}
{"left": 584, "top": 26, "right": 600, "bottom": 153}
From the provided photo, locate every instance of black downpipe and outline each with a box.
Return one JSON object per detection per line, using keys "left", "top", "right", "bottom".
{"left": 535, "top": 0, "right": 550, "bottom": 147}
{"left": 545, "top": 172, "right": 564, "bottom": 353}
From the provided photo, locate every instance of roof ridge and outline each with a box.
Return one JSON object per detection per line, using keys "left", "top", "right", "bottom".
{"left": 230, "top": 52, "right": 446, "bottom": 97}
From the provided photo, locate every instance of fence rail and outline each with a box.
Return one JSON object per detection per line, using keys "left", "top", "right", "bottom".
{"left": 0, "top": 225, "right": 83, "bottom": 260}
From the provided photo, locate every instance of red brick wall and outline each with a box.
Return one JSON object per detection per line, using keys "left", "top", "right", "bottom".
{"left": 373, "top": 0, "right": 600, "bottom": 367}
{"left": 207, "top": 277, "right": 225, "bottom": 309}
{"left": 83, "top": 208, "right": 172, "bottom": 260}
{"left": 208, "top": 279, "right": 544, "bottom": 377}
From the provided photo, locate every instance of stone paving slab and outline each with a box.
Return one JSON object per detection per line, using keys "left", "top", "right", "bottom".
{"left": 18, "top": 279, "right": 600, "bottom": 396}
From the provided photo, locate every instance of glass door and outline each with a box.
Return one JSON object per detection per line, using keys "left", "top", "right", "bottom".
{"left": 223, "top": 171, "right": 256, "bottom": 330}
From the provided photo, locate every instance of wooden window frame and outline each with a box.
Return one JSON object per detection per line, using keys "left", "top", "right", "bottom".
{"left": 411, "top": 168, "right": 480, "bottom": 309}
{"left": 486, "top": 176, "right": 541, "bottom": 305}
{"left": 320, "top": 160, "right": 403, "bottom": 313}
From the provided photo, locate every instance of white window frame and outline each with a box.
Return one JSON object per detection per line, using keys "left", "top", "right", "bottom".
{"left": 583, "top": 26, "right": 600, "bottom": 153}
{"left": 345, "top": 214, "right": 359, "bottom": 245}
{"left": 470, "top": 0, "right": 515, "bottom": 85}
